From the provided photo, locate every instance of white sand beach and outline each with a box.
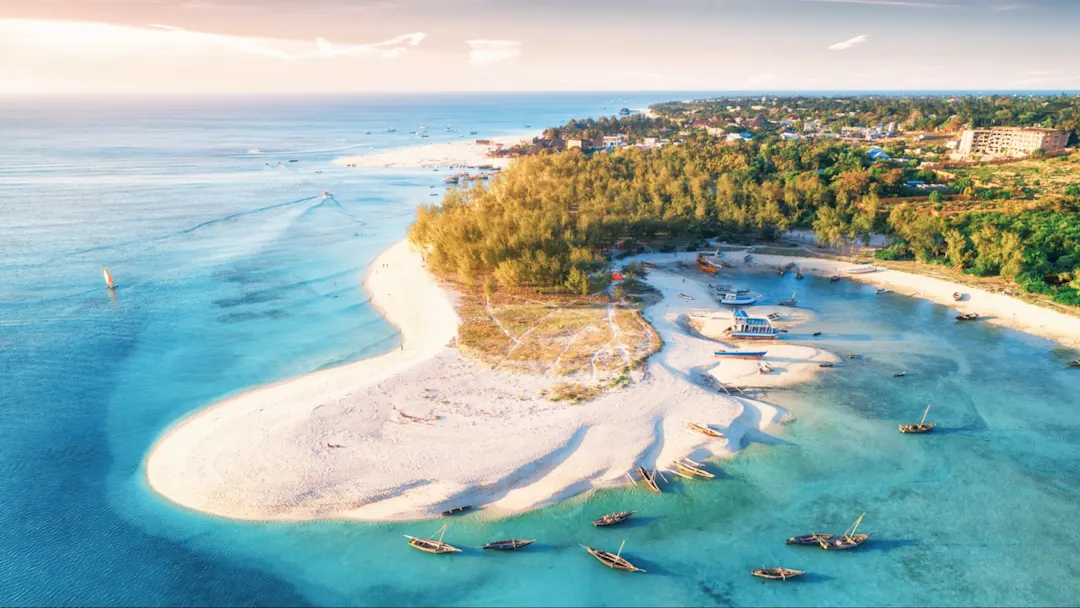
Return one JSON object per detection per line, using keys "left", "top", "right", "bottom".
{"left": 146, "top": 243, "right": 1080, "bottom": 522}
{"left": 146, "top": 244, "right": 834, "bottom": 522}
{"left": 333, "top": 133, "right": 537, "bottom": 169}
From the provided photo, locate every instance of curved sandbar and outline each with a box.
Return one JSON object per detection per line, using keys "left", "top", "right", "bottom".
{"left": 333, "top": 133, "right": 537, "bottom": 170}
{"left": 146, "top": 242, "right": 834, "bottom": 521}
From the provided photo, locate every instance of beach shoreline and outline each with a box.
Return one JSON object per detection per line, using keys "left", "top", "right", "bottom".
{"left": 144, "top": 242, "right": 835, "bottom": 522}
{"left": 333, "top": 132, "right": 538, "bottom": 169}
{"left": 145, "top": 241, "right": 1080, "bottom": 523}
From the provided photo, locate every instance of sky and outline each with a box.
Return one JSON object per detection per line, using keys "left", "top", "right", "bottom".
{"left": 1, "top": 0, "right": 1078, "bottom": 95}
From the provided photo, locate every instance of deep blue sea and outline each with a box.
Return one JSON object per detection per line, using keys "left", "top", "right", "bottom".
{"left": 2, "top": 93, "right": 1080, "bottom": 607}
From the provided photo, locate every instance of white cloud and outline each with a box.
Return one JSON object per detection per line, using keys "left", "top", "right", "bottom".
{"left": 828, "top": 34, "right": 869, "bottom": 50}
{"left": 0, "top": 19, "right": 425, "bottom": 61}
{"left": 465, "top": 39, "right": 521, "bottom": 67}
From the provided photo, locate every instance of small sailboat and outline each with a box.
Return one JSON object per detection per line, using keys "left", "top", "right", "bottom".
{"left": 103, "top": 268, "right": 117, "bottom": 290}
{"left": 787, "top": 532, "right": 834, "bottom": 545}
{"left": 899, "top": 404, "right": 935, "bottom": 434}
{"left": 818, "top": 514, "right": 870, "bottom": 550}
{"left": 956, "top": 312, "right": 979, "bottom": 321}
{"left": 634, "top": 466, "right": 662, "bottom": 493}
{"left": 321, "top": 190, "right": 330, "bottom": 198}
{"left": 483, "top": 539, "right": 535, "bottom": 551}
{"left": 672, "top": 458, "right": 715, "bottom": 479}
{"left": 752, "top": 567, "right": 805, "bottom": 580}
{"left": 583, "top": 541, "right": 645, "bottom": 572}
{"left": 796, "top": 267, "right": 804, "bottom": 280}
{"left": 778, "top": 292, "right": 797, "bottom": 307}
{"left": 687, "top": 422, "right": 723, "bottom": 438}
{"left": 592, "top": 510, "right": 637, "bottom": 527}
{"left": 405, "top": 524, "right": 461, "bottom": 554}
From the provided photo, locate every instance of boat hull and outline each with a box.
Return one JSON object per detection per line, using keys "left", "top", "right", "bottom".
{"left": 714, "top": 351, "right": 767, "bottom": 360}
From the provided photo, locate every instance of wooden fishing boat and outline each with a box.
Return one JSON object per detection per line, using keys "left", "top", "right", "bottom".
{"left": 1070, "top": 360, "right": 1080, "bottom": 368}
{"left": 752, "top": 567, "right": 805, "bottom": 580}
{"left": 847, "top": 266, "right": 876, "bottom": 274}
{"left": 956, "top": 312, "right": 979, "bottom": 321}
{"left": 875, "top": 288, "right": 889, "bottom": 295}
{"left": 583, "top": 542, "right": 645, "bottom": 572}
{"left": 103, "top": 268, "right": 117, "bottom": 290}
{"left": 830, "top": 275, "right": 842, "bottom": 283}
{"left": 593, "top": 510, "right": 637, "bottom": 527}
{"left": 677, "top": 292, "right": 694, "bottom": 301}
{"left": 405, "top": 524, "right": 461, "bottom": 554}
{"left": 893, "top": 371, "right": 907, "bottom": 378}
{"left": 818, "top": 514, "right": 870, "bottom": 550}
{"left": 441, "top": 505, "right": 472, "bottom": 516}
{"left": 718, "top": 259, "right": 735, "bottom": 269}
{"left": 796, "top": 267, "right": 804, "bottom": 280}
{"left": 818, "top": 362, "right": 834, "bottom": 368}
{"left": 714, "top": 350, "right": 767, "bottom": 360}
{"left": 953, "top": 292, "right": 964, "bottom": 301}
{"left": 687, "top": 422, "right": 723, "bottom": 438}
{"left": 744, "top": 254, "right": 753, "bottom": 263}
{"left": 483, "top": 539, "right": 535, "bottom": 551}
{"left": 778, "top": 292, "right": 797, "bottom": 307}
{"left": 899, "top": 404, "right": 935, "bottom": 434}
{"left": 786, "top": 532, "right": 834, "bottom": 545}
{"left": 783, "top": 262, "right": 796, "bottom": 271}
{"left": 672, "top": 458, "right": 715, "bottom": 478}
{"left": 696, "top": 253, "right": 720, "bottom": 275}
{"left": 812, "top": 331, "right": 823, "bottom": 337}
{"left": 636, "top": 466, "right": 661, "bottom": 493}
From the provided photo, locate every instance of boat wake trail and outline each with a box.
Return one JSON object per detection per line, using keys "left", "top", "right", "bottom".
{"left": 302, "top": 194, "right": 367, "bottom": 225}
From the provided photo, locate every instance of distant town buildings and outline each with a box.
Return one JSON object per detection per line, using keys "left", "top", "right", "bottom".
{"left": 957, "top": 127, "right": 1069, "bottom": 157}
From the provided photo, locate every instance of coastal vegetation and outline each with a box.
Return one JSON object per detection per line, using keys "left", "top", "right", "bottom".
{"left": 410, "top": 95, "right": 1080, "bottom": 310}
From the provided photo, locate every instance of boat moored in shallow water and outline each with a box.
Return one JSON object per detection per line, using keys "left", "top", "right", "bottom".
{"left": 483, "top": 539, "right": 535, "bottom": 551}
{"left": 583, "top": 541, "right": 645, "bottom": 572}
{"left": 593, "top": 510, "right": 637, "bottom": 527}
{"left": 818, "top": 514, "right": 870, "bottom": 550}
{"left": 752, "top": 567, "right": 805, "bottom": 580}
{"left": 687, "top": 422, "right": 723, "bottom": 438}
{"left": 406, "top": 524, "right": 461, "bottom": 554}
{"left": 956, "top": 312, "right": 979, "bottom": 321}
{"left": 899, "top": 404, "right": 935, "bottom": 434}
{"left": 103, "top": 268, "right": 117, "bottom": 290}
{"left": 787, "top": 532, "right": 834, "bottom": 545}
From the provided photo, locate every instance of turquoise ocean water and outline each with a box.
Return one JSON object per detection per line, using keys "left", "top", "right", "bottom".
{"left": 1, "top": 94, "right": 1079, "bottom": 606}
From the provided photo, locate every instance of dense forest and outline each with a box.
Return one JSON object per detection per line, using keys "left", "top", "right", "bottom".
{"left": 409, "top": 96, "right": 1080, "bottom": 306}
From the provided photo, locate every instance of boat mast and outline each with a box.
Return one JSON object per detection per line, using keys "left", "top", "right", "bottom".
{"left": 920, "top": 404, "right": 932, "bottom": 426}
{"left": 435, "top": 524, "right": 447, "bottom": 544}
{"left": 847, "top": 513, "right": 865, "bottom": 538}
{"left": 616, "top": 540, "right": 626, "bottom": 560}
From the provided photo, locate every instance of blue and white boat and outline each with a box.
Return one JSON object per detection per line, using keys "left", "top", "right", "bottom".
{"left": 713, "top": 350, "right": 768, "bottom": 360}
{"left": 725, "top": 310, "right": 779, "bottom": 340}
{"left": 717, "top": 291, "right": 760, "bottom": 306}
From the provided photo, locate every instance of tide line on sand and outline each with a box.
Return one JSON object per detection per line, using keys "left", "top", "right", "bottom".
{"left": 145, "top": 241, "right": 835, "bottom": 522}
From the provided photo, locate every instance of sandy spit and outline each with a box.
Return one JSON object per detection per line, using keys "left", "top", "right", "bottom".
{"left": 333, "top": 133, "right": 538, "bottom": 170}
{"left": 145, "top": 245, "right": 833, "bottom": 522}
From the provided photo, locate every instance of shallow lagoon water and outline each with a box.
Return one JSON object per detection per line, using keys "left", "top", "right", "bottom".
{"left": 2, "top": 95, "right": 1080, "bottom": 606}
